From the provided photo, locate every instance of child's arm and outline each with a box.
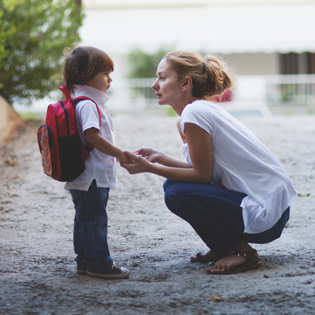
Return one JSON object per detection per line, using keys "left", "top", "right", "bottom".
{"left": 84, "top": 127, "right": 128, "bottom": 163}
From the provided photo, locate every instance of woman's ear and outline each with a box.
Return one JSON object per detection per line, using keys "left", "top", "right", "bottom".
{"left": 182, "top": 76, "right": 193, "bottom": 91}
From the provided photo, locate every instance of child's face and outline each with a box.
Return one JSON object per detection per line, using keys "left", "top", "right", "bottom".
{"left": 87, "top": 71, "right": 112, "bottom": 93}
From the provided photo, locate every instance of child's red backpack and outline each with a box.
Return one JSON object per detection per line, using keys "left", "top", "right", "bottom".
{"left": 37, "top": 84, "right": 100, "bottom": 182}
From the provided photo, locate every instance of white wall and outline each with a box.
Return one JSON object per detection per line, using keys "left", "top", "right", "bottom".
{"left": 222, "top": 53, "right": 279, "bottom": 75}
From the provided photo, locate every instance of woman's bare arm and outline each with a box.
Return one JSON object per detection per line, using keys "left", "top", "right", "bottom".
{"left": 122, "top": 123, "right": 213, "bottom": 184}
{"left": 136, "top": 147, "right": 191, "bottom": 168}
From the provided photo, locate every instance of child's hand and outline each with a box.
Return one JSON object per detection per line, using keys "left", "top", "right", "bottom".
{"left": 117, "top": 152, "right": 131, "bottom": 164}
{"left": 120, "top": 151, "right": 152, "bottom": 174}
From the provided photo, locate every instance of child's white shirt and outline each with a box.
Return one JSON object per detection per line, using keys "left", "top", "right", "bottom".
{"left": 64, "top": 85, "right": 116, "bottom": 191}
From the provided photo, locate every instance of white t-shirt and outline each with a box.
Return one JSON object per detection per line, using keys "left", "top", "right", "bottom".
{"left": 64, "top": 85, "right": 116, "bottom": 191}
{"left": 180, "top": 100, "right": 296, "bottom": 234}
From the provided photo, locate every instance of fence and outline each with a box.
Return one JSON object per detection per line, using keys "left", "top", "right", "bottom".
{"left": 13, "top": 74, "right": 315, "bottom": 115}
{"left": 265, "top": 74, "right": 315, "bottom": 106}
{"left": 122, "top": 75, "right": 315, "bottom": 105}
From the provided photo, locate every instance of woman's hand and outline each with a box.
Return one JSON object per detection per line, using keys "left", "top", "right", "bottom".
{"left": 120, "top": 151, "right": 153, "bottom": 174}
{"left": 135, "top": 147, "right": 161, "bottom": 163}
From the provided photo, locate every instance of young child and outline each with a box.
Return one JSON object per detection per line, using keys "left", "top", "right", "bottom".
{"left": 63, "top": 46, "right": 129, "bottom": 279}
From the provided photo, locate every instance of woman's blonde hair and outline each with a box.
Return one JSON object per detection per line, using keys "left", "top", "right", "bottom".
{"left": 63, "top": 46, "right": 114, "bottom": 93}
{"left": 163, "top": 51, "right": 232, "bottom": 98}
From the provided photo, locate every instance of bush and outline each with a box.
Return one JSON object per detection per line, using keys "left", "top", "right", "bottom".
{"left": 0, "top": 0, "right": 83, "bottom": 105}
{"left": 127, "top": 47, "right": 172, "bottom": 104}
{"left": 127, "top": 47, "right": 171, "bottom": 78}
{"left": 0, "top": 10, "right": 8, "bottom": 85}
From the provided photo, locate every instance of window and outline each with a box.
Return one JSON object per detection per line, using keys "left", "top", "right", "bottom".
{"left": 279, "top": 52, "right": 315, "bottom": 74}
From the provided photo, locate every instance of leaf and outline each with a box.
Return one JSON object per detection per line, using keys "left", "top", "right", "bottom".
{"left": 211, "top": 294, "right": 222, "bottom": 302}
{"left": 297, "top": 193, "right": 311, "bottom": 197}
{"left": 4, "top": 160, "right": 19, "bottom": 166}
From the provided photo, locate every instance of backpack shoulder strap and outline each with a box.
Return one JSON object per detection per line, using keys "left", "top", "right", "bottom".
{"left": 72, "top": 96, "right": 101, "bottom": 127}
{"left": 59, "top": 84, "right": 101, "bottom": 127}
{"left": 60, "top": 84, "right": 71, "bottom": 100}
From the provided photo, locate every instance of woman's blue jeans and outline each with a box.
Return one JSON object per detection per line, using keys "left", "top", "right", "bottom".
{"left": 163, "top": 180, "right": 290, "bottom": 256}
{"left": 70, "top": 180, "right": 113, "bottom": 267}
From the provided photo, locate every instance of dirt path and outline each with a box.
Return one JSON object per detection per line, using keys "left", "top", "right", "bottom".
{"left": 0, "top": 114, "right": 314, "bottom": 314}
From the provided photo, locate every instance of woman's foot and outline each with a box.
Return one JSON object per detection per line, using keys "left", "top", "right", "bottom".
{"left": 191, "top": 249, "right": 236, "bottom": 264}
{"left": 206, "top": 242, "right": 262, "bottom": 274}
{"left": 190, "top": 250, "right": 218, "bottom": 263}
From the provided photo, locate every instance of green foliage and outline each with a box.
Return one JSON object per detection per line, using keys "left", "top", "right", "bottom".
{"left": 0, "top": 0, "right": 84, "bottom": 105}
{"left": 127, "top": 47, "right": 171, "bottom": 78}
{"left": 0, "top": 10, "right": 8, "bottom": 87}
{"left": 166, "top": 106, "right": 176, "bottom": 116}
{"left": 127, "top": 47, "right": 172, "bottom": 105}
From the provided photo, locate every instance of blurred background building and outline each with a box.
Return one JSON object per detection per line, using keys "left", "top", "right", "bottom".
{"left": 80, "top": 0, "right": 315, "bottom": 115}
{"left": 17, "top": 0, "right": 315, "bottom": 116}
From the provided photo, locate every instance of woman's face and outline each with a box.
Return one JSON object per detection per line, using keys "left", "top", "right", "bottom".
{"left": 151, "top": 59, "right": 183, "bottom": 106}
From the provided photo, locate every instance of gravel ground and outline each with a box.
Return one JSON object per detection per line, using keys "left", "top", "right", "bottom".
{"left": 0, "top": 113, "right": 314, "bottom": 314}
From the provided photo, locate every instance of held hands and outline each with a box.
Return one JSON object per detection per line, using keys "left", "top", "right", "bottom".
{"left": 120, "top": 147, "right": 161, "bottom": 174}
{"left": 135, "top": 147, "right": 161, "bottom": 163}
{"left": 116, "top": 151, "right": 131, "bottom": 164}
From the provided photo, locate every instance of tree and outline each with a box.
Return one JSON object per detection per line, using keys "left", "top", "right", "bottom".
{"left": 0, "top": 10, "right": 8, "bottom": 87}
{"left": 0, "top": 0, "right": 84, "bottom": 105}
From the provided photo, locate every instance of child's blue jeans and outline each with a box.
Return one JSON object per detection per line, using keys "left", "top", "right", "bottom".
{"left": 70, "top": 180, "right": 113, "bottom": 268}
{"left": 163, "top": 179, "right": 290, "bottom": 256}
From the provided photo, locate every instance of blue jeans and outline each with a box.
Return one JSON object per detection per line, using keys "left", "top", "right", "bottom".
{"left": 70, "top": 180, "right": 113, "bottom": 267}
{"left": 163, "top": 180, "right": 290, "bottom": 256}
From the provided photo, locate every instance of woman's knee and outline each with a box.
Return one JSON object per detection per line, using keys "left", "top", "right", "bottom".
{"left": 164, "top": 180, "right": 185, "bottom": 197}
{"left": 164, "top": 187, "right": 178, "bottom": 212}
{"left": 163, "top": 180, "right": 187, "bottom": 213}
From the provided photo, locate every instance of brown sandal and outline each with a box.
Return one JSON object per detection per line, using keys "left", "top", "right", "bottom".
{"left": 191, "top": 249, "right": 235, "bottom": 264}
{"left": 206, "top": 248, "right": 262, "bottom": 275}
{"left": 191, "top": 251, "right": 218, "bottom": 263}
